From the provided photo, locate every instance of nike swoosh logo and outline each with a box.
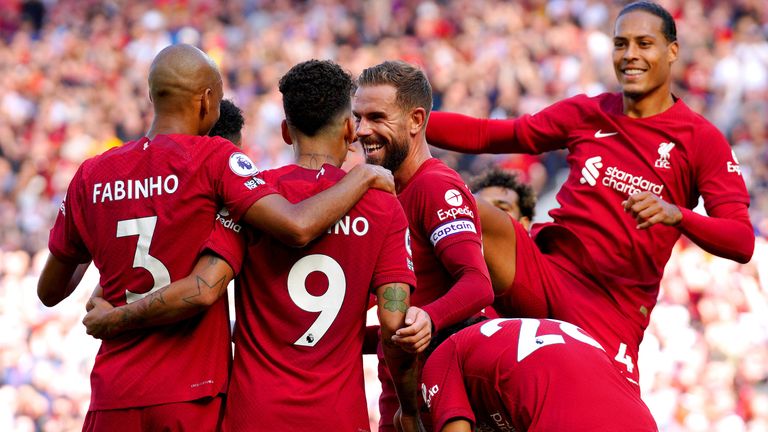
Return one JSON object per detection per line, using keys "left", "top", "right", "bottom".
{"left": 595, "top": 130, "right": 618, "bottom": 138}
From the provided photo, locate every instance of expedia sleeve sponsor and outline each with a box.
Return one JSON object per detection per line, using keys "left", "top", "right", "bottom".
{"left": 216, "top": 208, "right": 242, "bottom": 233}
{"left": 430, "top": 219, "right": 477, "bottom": 246}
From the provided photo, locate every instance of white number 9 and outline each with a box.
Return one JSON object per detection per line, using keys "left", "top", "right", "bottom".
{"left": 288, "top": 254, "right": 346, "bottom": 347}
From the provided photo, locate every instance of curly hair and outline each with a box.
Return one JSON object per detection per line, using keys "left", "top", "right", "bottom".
{"left": 278, "top": 60, "right": 355, "bottom": 137}
{"left": 469, "top": 168, "right": 536, "bottom": 220}
{"left": 208, "top": 99, "right": 245, "bottom": 145}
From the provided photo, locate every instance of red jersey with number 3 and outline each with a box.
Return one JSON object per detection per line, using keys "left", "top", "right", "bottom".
{"left": 47, "top": 134, "right": 276, "bottom": 410}
{"left": 421, "top": 318, "right": 658, "bottom": 432}
{"left": 225, "top": 164, "right": 415, "bottom": 432}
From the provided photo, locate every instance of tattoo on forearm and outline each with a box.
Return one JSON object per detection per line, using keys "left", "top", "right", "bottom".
{"left": 382, "top": 284, "right": 408, "bottom": 313}
{"left": 182, "top": 275, "right": 228, "bottom": 305}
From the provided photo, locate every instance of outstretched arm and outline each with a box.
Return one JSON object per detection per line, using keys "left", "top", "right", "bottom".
{"left": 426, "top": 112, "right": 520, "bottom": 154}
{"left": 83, "top": 254, "right": 233, "bottom": 339}
{"left": 242, "top": 164, "right": 394, "bottom": 247}
{"left": 377, "top": 282, "right": 423, "bottom": 430}
{"left": 38, "top": 254, "right": 90, "bottom": 307}
{"left": 623, "top": 194, "right": 754, "bottom": 263}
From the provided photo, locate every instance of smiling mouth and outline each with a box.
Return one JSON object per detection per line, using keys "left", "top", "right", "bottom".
{"left": 362, "top": 142, "right": 384, "bottom": 154}
{"left": 622, "top": 68, "right": 646, "bottom": 77}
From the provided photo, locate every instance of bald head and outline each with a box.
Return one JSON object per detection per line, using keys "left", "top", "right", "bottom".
{"left": 146, "top": 44, "right": 224, "bottom": 136}
{"left": 148, "top": 44, "right": 222, "bottom": 110}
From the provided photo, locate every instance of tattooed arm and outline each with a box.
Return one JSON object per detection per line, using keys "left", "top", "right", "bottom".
{"left": 377, "top": 283, "right": 425, "bottom": 432}
{"left": 82, "top": 254, "right": 233, "bottom": 339}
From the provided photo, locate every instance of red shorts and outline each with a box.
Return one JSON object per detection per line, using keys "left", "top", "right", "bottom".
{"left": 494, "top": 220, "right": 646, "bottom": 387}
{"left": 83, "top": 396, "right": 224, "bottom": 432}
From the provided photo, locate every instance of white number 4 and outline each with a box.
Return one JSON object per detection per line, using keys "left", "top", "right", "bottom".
{"left": 614, "top": 343, "right": 635, "bottom": 374}
{"left": 117, "top": 216, "right": 171, "bottom": 304}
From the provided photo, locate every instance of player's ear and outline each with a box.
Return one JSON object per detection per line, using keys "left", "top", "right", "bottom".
{"left": 200, "top": 87, "right": 212, "bottom": 119}
{"left": 281, "top": 119, "right": 293, "bottom": 145}
{"left": 667, "top": 40, "right": 679, "bottom": 64}
{"left": 343, "top": 116, "right": 355, "bottom": 146}
{"left": 409, "top": 107, "right": 427, "bottom": 136}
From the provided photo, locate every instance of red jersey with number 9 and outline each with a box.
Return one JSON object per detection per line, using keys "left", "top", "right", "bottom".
{"left": 224, "top": 164, "right": 415, "bottom": 432}
{"left": 47, "top": 134, "right": 276, "bottom": 410}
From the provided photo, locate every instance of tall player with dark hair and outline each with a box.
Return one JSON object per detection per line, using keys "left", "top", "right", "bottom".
{"left": 425, "top": 1, "right": 754, "bottom": 387}
{"left": 221, "top": 60, "right": 423, "bottom": 432}
{"left": 37, "top": 44, "right": 394, "bottom": 431}
{"left": 354, "top": 60, "right": 494, "bottom": 431}
{"left": 420, "top": 317, "right": 658, "bottom": 432}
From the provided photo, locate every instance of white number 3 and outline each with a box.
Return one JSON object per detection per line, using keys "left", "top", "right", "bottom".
{"left": 117, "top": 216, "right": 171, "bottom": 304}
{"left": 288, "top": 254, "right": 346, "bottom": 347}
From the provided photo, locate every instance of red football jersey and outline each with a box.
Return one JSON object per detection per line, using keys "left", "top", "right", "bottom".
{"left": 502, "top": 93, "right": 748, "bottom": 319}
{"left": 48, "top": 134, "right": 276, "bottom": 410}
{"left": 225, "top": 164, "right": 415, "bottom": 432}
{"left": 421, "top": 318, "right": 658, "bottom": 432}
{"left": 397, "top": 158, "right": 484, "bottom": 319}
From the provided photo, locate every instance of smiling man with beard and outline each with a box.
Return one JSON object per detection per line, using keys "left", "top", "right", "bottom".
{"left": 353, "top": 60, "right": 494, "bottom": 432}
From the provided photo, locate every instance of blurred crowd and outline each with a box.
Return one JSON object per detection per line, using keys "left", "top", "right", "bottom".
{"left": 0, "top": 0, "right": 765, "bottom": 430}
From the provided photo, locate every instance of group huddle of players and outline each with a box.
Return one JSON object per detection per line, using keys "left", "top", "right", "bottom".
{"left": 37, "top": 2, "right": 753, "bottom": 431}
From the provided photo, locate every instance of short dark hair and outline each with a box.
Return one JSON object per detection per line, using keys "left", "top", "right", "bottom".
{"left": 469, "top": 168, "right": 536, "bottom": 220}
{"left": 208, "top": 99, "right": 244, "bottom": 144}
{"left": 618, "top": 1, "right": 677, "bottom": 43}
{"left": 278, "top": 59, "right": 355, "bottom": 137}
{"left": 357, "top": 60, "right": 433, "bottom": 117}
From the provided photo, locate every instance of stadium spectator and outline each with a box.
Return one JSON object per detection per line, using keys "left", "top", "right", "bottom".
{"left": 424, "top": 0, "right": 755, "bottom": 389}
{"left": 354, "top": 60, "right": 493, "bottom": 431}
{"left": 37, "top": 44, "right": 394, "bottom": 430}
{"left": 421, "top": 317, "right": 657, "bottom": 431}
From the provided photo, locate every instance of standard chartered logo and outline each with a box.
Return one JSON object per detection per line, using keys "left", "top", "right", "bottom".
{"left": 578, "top": 154, "right": 665, "bottom": 198}
{"left": 579, "top": 156, "right": 603, "bottom": 186}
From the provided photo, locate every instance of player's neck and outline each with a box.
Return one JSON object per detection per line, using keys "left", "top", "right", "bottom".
{"left": 622, "top": 87, "right": 675, "bottom": 119}
{"left": 394, "top": 138, "right": 432, "bottom": 192}
{"left": 296, "top": 153, "right": 342, "bottom": 169}
{"left": 146, "top": 116, "right": 200, "bottom": 138}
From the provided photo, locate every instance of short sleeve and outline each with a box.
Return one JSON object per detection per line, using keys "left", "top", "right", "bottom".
{"left": 371, "top": 197, "right": 417, "bottom": 291}
{"left": 201, "top": 209, "right": 247, "bottom": 275}
{"left": 422, "top": 338, "right": 476, "bottom": 431}
{"left": 48, "top": 165, "right": 91, "bottom": 263}
{"left": 206, "top": 139, "right": 279, "bottom": 222}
